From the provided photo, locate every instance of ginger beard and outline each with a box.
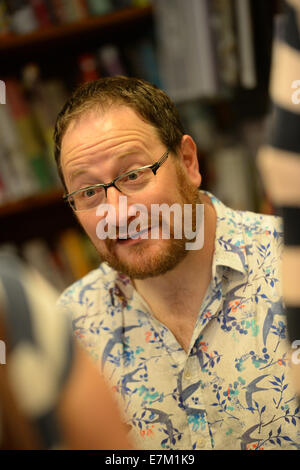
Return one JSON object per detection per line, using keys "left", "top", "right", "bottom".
{"left": 95, "top": 162, "right": 201, "bottom": 280}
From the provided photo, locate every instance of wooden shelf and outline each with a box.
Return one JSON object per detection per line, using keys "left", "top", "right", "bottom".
{"left": 0, "top": 188, "right": 64, "bottom": 217}
{"left": 0, "top": 6, "right": 152, "bottom": 53}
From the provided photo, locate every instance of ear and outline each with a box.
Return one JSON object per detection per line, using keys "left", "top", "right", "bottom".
{"left": 178, "top": 135, "right": 202, "bottom": 187}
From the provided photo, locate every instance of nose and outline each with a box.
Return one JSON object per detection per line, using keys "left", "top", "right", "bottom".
{"left": 105, "top": 186, "right": 129, "bottom": 233}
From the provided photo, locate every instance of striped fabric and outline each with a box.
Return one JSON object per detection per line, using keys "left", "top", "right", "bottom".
{"left": 257, "top": 0, "right": 300, "bottom": 344}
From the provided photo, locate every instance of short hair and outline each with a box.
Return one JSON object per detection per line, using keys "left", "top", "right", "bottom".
{"left": 53, "top": 76, "right": 185, "bottom": 187}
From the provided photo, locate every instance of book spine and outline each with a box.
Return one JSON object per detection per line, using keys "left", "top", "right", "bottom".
{"left": 58, "top": 229, "right": 94, "bottom": 280}
{"left": 21, "top": 64, "right": 67, "bottom": 186}
{"left": 29, "top": 0, "right": 52, "bottom": 28}
{"left": 234, "top": 0, "right": 256, "bottom": 89}
{"left": 5, "top": 0, "right": 38, "bottom": 34}
{"left": 0, "top": 103, "right": 38, "bottom": 198}
{"left": 0, "top": 0, "right": 10, "bottom": 36}
{"left": 131, "top": 0, "right": 151, "bottom": 7}
{"left": 5, "top": 79, "right": 54, "bottom": 190}
{"left": 0, "top": 145, "right": 18, "bottom": 202}
{"left": 47, "top": 0, "right": 65, "bottom": 24}
{"left": 98, "top": 44, "right": 127, "bottom": 76}
{"left": 78, "top": 53, "right": 101, "bottom": 83}
{"left": 72, "top": 0, "right": 89, "bottom": 21}
{"left": 86, "top": 0, "right": 114, "bottom": 16}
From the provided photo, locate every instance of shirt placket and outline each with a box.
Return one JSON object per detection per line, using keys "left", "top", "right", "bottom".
{"left": 182, "top": 269, "right": 225, "bottom": 449}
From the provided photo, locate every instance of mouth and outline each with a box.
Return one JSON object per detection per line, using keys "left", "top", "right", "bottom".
{"left": 116, "top": 227, "right": 153, "bottom": 246}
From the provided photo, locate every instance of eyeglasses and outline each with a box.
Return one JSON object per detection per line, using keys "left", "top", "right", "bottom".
{"left": 63, "top": 150, "right": 169, "bottom": 212}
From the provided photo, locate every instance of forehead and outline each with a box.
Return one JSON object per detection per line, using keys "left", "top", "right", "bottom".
{"left": 61, "top": 105, "right": 159, "bottom": 157}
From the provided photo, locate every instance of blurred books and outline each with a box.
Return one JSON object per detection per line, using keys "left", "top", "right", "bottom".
{"left": 20, "top": 228, "right": 100, "bottom": 291}
{"left": 0, "top": 0, "right": 151, "bottom": 35}
{"left": 153, "top": 0, "right": 259, "bottom": 102}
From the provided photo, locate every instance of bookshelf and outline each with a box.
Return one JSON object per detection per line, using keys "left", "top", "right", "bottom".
{"left": 0, "top": 187, "right": 63, "bottom": 218}
{"left": 0, "top": 5, "right": 153, "bottom": 56}
{"left": 0, "top": 3, "right": 154, "bottom": 287}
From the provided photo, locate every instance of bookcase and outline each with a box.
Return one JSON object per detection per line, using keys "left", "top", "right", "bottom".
{"left": 0, "top": 2, "right": 154, "bottom": 290}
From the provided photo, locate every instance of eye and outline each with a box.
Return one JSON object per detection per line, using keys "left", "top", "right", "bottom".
{"left": 83, "top": 188, "right": 97, "bottom": 198}
{"left": 127, "top": 172, "right": 139, "bottom": 181}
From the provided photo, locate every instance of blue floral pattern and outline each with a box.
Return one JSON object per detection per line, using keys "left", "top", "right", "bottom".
{"left": 58, "top": 192, "right": 300, "bottom": 450}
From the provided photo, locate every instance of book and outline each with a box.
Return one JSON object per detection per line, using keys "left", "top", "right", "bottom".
{"left": 29, "top": 0, "right": 52, "bottom": 28}
{"left": 5, "top": 78, "right": 54, "bottom": 191}
{"left": 78, "top": 52, "right": 101, "bottom": 83}
{"left": 190, "top": 0, "right": 219, "bottom": 96}
{"left": 153, "top": 0, "right": 218, "bottom": 102}
{"left": 22, "top": 238, "right": 67, "bottom": 291}
{"left": 0, "top": 145, "right": 18, "bottom": 202}
{"left": 131, "top": 0, "right": 151, "bottom": 6}
{"left": 209, "top": 0, "right": 239, "bottom": 91}
{"left": 234, "top": 0, "right": 256, "bottom": 89}
{"left": 86, "top": 0, "right": 114, "bottom": 16}
{"left": 58, "top": 0, "right": 88, "bottom": 23}
{"left": 0, "top": 102, "right": 38, "bottom": 200}
{"left": 210, "top": 140, "right": 256, "bottom": 211}
{"left": 57, "top": 228, "right": 95, "bottom": 281}
{"left": 22, "top": 64, "right": 67, "bottom": 186}
{"left": 0, "top": 165, "right": 6, "bottom": 203}
{"left": 0, "top": 0, "right": 10, "bottom": 36}
{"left": 124, "top": 37, "right": 161, "bottom": 88}
{"left": 5, "top": 0, "right": 38, "bottom": 34}
{"left": 47, "top": 0, "right": 65, "bottom": 24}
{"left": 69, "top": 0, "right": 89, "bottom": 22}
{"left": 97, "top": 44, "right": 127, "bottom": 76}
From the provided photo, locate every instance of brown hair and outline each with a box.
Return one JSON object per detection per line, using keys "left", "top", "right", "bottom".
{"left": 53, "top": 76, "right": 185, "bottom": 187}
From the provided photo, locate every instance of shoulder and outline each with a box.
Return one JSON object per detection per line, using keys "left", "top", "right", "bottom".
{"left": 207, "top": 191, "right": 283, "bottom": 246}
{"left": 238, "top": 209, "right": 283, "bottom": 250}
{"left": 57, "top": 262, "right": 117, "bottom": 318}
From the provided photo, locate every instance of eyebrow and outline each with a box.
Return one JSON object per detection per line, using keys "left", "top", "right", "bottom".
{"left": 70, "top": 169, "right": 87, "bottom": 183}
{"left": 69, "top": 150, "right": 144, "bottom": 183}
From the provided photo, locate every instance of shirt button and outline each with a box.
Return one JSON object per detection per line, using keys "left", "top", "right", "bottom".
{"left": 197, "top": 437, "right": 206, "bottom": 449}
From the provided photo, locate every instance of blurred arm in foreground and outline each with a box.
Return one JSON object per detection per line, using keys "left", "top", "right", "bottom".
{"left": 0, "top": 252, "right": 133, "bottom": 450}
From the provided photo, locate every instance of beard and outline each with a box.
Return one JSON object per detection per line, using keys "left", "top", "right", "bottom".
{"left": 95, "top": 163, "right": 201, "bottom": 280}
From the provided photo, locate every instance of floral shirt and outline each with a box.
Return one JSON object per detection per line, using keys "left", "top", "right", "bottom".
{"left": 58, "top": 192, "right": 300, "bottom": 450}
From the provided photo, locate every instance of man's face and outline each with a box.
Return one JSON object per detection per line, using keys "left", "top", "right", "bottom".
{"left": 61, "top": 105, "right": 201, "bottom": 279}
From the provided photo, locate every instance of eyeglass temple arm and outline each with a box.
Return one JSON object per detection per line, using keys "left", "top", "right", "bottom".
{"left": 152, "top": 150, "right": 169, "bottom": 175}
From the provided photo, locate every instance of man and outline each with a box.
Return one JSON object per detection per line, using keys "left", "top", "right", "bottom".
{"left": 55, "top": 76, "right": 300, "bottom": 450}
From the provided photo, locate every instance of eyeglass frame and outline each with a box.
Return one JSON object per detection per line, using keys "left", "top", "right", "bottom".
{"left": 63, "top": 149, "right": 170, "bottom": 211}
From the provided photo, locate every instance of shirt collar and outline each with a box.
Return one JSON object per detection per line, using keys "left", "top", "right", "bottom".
{"left": 204, "top": 191, "right": 249, "bottom": 277}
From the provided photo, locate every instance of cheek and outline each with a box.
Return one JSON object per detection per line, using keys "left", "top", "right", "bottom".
{"left": 78, "top": 213, "right": 101, "bottom": 244}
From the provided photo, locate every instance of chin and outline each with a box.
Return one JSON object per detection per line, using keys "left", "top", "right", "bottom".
{"left": 101, "top": 238, "right": 188, "bottom": 280}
